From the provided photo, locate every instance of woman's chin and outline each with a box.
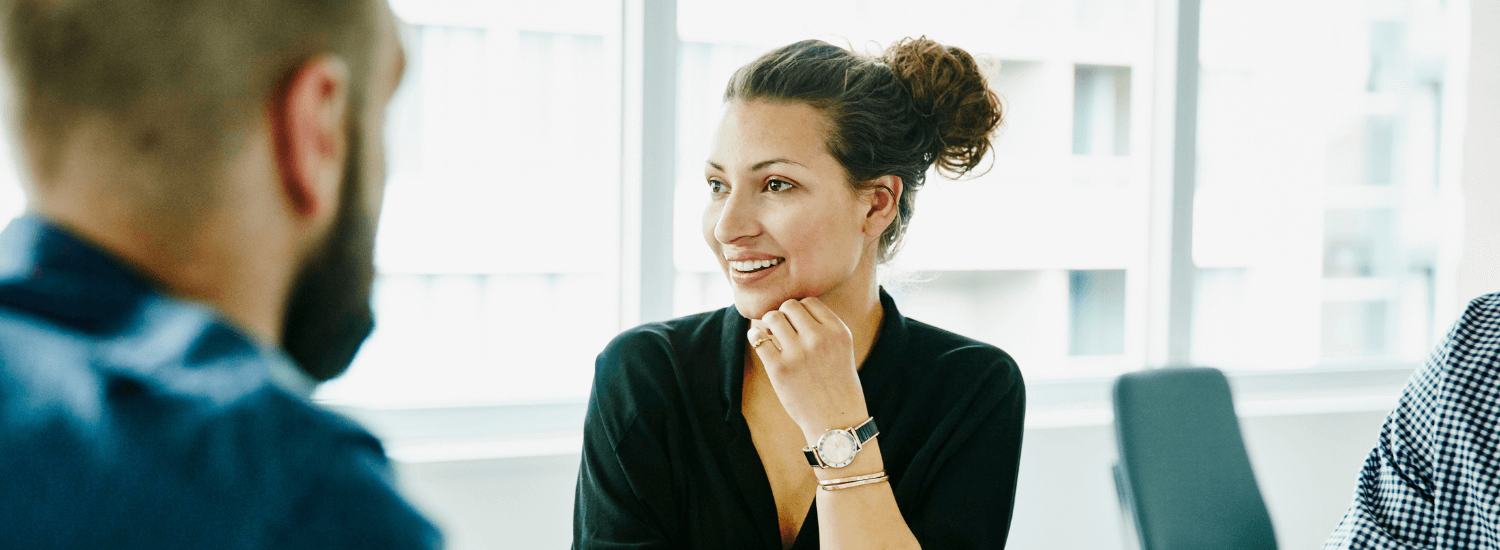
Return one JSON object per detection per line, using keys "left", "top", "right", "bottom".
{"left": 731, "top": 287, "right": 822, "bottom": 319}
{"left": 731, "top": 288, "right": 791, "bottom": 320}
{"left": 731, "top": 297, "right": 777, "bottom": 320}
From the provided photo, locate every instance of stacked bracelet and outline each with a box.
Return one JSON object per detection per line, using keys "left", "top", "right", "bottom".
{"left": 817, "top": 471, "right": 889, "bottom": 491}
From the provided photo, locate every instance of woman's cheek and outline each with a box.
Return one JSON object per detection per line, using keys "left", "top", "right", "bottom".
{"left": 702, "top": 204, "right": 723, "bottom": 251}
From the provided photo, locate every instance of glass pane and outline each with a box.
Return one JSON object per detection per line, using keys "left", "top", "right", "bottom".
{"left": 674, "top": 0, "right": 1156, "bottom": 379}
{"left": 316, "top": 2, "right": 623, "bottom": 407}
{"left": 1070, "top": 270, "right": 1127, "bottom": 356}
{"left": 1193, "top": 0, "right": 1458, "bottom": 369}
{"left": 1073, "top": 65, "right": 1132, "bottom": 156}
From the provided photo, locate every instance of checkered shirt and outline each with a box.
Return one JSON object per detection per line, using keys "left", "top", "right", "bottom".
{"left": 1326, "top": 293, "right": 1500, "bottom": 549}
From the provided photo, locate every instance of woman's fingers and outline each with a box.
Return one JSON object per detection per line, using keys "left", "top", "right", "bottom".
{"left": 761, "top": 309, "right": 796, "bottom": 336}
{"left": 747, "top": 325, "right": 781, "bottom": 355}
{"left": 755, "top": 298, "right": 846, "bottom": 362}
{"left": 761, "top": 309, "right": 798, "bottom": 347}
{"left": 798, "top": 297, "right": 839, "bottom": 326}
{"left": 777, "top": 299, "right": 821, "bottom": 331}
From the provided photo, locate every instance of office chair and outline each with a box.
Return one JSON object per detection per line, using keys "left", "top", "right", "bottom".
{"left": 1112, "top": 367, "right": 1277, "bottom": 550}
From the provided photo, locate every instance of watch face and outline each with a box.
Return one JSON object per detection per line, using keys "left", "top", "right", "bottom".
{"left": 817, "top": 430, "right": 858, "bottom": 467}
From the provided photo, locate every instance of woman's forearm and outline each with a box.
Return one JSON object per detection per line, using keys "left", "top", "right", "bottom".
{"left": 812, "top": 440, "right": 922, "bottom": 550}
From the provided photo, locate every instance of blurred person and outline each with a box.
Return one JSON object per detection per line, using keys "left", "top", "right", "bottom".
{"left": 574, "top": 38, "right": 1025, "bottom": 549}
{"left": 1325, "top": 294, "right": 1500, "bottom": 549}
{"left": 0, "top": 0, "right": 439, "bottom": 547}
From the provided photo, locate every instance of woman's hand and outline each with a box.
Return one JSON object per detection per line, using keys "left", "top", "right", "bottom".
{"left": 747, "top": 297, "right": 871, "bottom": 441}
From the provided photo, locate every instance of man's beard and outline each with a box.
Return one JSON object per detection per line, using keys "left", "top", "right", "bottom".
{"left": 279, "top": 122, "right": 379, "bottom": 382}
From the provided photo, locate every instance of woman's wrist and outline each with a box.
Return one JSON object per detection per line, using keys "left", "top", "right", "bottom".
{"left": 812, "top": 439, "right": 886, "bottom": 480}
{"left": 799, "top": 408, "right": 872, "bottom": 443}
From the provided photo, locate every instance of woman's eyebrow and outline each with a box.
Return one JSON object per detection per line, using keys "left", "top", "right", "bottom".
{"left": 705, "top": 158, "right": 805, "bottom": 172}
{"left": 751, "top": 158, "right": 803, "bottom": 171}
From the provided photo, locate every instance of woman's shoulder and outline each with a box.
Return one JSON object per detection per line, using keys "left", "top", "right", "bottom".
{"left": 901, "top": 316, "right": 1021, "bottom": 381}
{"left": 596, "top": 308, "right": 731, "bottom": 374}
{"left": 888, "top": 316, "right": 1025, "bottom": 416}
{"left": 589, "top": 307, "right": 738, "bottom": 419}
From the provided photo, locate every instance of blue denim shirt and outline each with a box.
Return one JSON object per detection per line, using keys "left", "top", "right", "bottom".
{"left": 0, "top": 215, "right": 440, "bottom": 549}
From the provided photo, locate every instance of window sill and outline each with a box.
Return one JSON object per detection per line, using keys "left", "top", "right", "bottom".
{"left": 1024, "top": 363, "right": 1415, "bottom": 429}
{"left": 326, "top": 364, "right": 1417, "bottom": 462}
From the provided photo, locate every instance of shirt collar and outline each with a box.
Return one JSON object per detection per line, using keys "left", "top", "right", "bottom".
{"left": 265, "top": 351, "right": 319, "bottom": 399}
{"left": 0, "top": 214, "right": 319, "bottom": 399}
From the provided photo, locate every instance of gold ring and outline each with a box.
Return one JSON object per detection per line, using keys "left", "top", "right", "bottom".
{"left": 751, "top": 337, "right": 773, "bottom": 349}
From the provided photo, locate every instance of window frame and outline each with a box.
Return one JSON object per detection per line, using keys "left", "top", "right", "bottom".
{"left": 336, "top": 0, "right": 1472, "bottom": 453}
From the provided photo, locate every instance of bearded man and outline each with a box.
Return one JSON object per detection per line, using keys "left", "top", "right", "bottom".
{"left": 0, "top": 0, "right": 439, "bottom": 547}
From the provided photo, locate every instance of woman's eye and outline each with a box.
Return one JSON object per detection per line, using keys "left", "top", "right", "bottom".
{"left": 766, "top": 179, "right": 793, "bottom": 192}
{"left": 707, "top": 179, "right": 725, "bottom": 194}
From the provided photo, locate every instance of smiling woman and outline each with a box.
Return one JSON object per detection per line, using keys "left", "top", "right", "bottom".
{"left": 574, "top": 38, "right": 1024, "bottom": 549}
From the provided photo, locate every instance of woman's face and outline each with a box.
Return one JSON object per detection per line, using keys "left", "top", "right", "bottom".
{"left": 703, "top": 100, "right": 876, "bottom": 319}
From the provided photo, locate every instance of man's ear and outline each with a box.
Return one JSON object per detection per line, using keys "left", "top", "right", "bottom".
{"left": 863, "top": 175, "right": 903, "bottom": 238}
{"left": 270, "top": 56, "right": 350, "bottom": 222}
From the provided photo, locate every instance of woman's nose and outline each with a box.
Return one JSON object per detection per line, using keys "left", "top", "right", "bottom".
{"left": 713, "top": 190, "right": 761, "bottom": 245}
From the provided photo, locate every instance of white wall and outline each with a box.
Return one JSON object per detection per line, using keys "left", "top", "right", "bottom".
{"left": 398, "top": 455, "right": 579, "bottom": 550}
{"left": 1460, "top": 0, "right": 1500, "bottom": 303}
{"left": 393, "top": 406, "right": 1389, "bottom": 550}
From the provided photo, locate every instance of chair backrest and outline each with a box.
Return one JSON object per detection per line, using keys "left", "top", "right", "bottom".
{"left": 1112, "top": 367, "right": 1277, "bottom": 550}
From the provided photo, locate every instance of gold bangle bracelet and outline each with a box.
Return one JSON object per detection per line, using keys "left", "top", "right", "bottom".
{"left": 817, "top": 471, "right": 888, "bottom": 487}
{"left": 818, "top": 474, "right": 890, "bottom": 491}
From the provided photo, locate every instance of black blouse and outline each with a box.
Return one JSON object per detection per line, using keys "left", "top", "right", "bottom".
{"left": 573, "top": 289, "right": 1026, "bottom": 549}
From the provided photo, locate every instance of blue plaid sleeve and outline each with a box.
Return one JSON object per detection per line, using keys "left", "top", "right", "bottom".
{"left": 1326, "top": 293, "right": 1500, "bottom": 550}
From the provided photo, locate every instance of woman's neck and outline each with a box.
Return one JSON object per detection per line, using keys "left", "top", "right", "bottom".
{"left": 816, "top": 267, "right": 884, "bottom": 369}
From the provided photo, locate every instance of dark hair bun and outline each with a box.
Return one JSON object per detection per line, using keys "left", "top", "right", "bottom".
{"left": 882, "top": 37, "right": 1002, "bottom": 178}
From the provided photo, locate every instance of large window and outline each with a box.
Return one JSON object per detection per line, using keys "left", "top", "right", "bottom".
{"left": 315, "top": 1, "right": 624, "bottom": 407}
{"left": 0, "top": 0, "right": 1468, "bottom": 408}
{"left": 1191, "top": 0, "right": 1460, "bottom": 370}
{"left": 670, "top": 0, "right": 1464, "bottom": 380}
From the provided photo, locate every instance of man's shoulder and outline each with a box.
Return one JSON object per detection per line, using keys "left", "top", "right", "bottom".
{"left": 1393, "top": 292, "right": 1500, "bottom": 441}
{"left": 0, "top": 296, "right": 283, "bottom": 411}
{"left": 0, "top": 301, "right": 437, "bottom": 548}
{"left": 1429, "top": 293, "right": 1500, "bottom": 377}
{"left": 1453, "top": 293, "right": 1500, "bottom": 342}
{"left": 0, "top": 292, "right": 380, "bottom": 452}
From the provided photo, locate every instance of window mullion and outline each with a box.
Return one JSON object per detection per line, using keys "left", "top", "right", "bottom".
{"left": 619, "top": 0, "right": 678, "bottom": 328}
{"left": 1147, "top": 0, "right": 1201, "bottom": 368}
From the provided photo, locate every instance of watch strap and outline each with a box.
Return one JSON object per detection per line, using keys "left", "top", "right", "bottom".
{"left": 804, "top": 448, "right": 822, "bottom": 468}
{"left": 854, "top": 417, "right": 879, "bottom": 445}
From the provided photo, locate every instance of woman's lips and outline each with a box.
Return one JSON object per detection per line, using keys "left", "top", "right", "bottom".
{"left": 728, "top": 257, "right": 783, "bottom": 272}
{"left": 727, "top": 257, "right": 784, "bottom": 285}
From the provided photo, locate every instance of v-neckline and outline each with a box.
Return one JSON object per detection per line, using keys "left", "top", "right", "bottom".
{"left": 718, "top": 309, "right": 811, "bottom": 549}
{"left": 741, "top": 353, "right": 821, "bottom": 549}
{"left": 713, "top": 289, "right": 908, "bottom": 549}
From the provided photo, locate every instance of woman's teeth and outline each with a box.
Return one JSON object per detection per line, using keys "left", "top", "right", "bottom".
{"left": 730, "top": 258, "right": 784, "bottom": 273}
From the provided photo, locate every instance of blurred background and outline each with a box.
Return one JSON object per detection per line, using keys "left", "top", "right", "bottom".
{"left": 2, "top": 0, "right": 1491, "bottom": 547}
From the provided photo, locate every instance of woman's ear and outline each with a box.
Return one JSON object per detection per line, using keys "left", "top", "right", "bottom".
{"left": 863, "top": 175, "right": 903, "bottom": 238}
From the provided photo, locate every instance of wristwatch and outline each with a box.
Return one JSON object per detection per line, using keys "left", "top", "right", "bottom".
{"left": 803, "top": 417, "right": 879, "bottom": 469}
